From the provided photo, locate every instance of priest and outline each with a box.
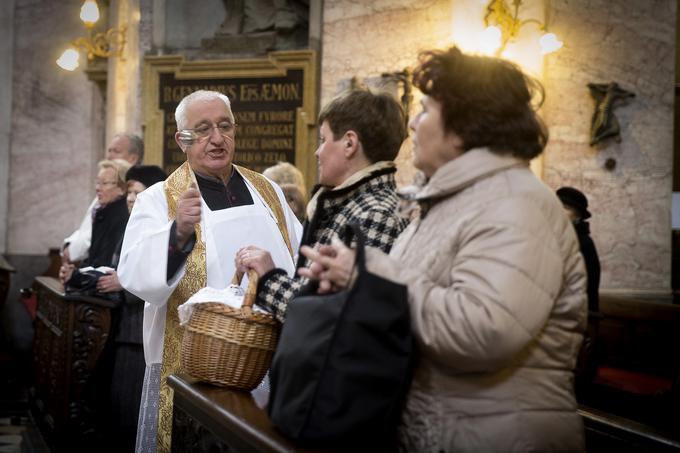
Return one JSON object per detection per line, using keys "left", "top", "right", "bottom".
{"left": 118, "top": 90, "right": 301, "bottom": 453}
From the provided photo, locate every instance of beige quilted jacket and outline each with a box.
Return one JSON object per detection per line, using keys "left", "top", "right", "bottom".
{"left": 367, "top": 148, "right": 587, "bottom": 452}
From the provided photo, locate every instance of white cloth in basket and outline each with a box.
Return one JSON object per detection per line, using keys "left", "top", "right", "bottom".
{"left": 177, "top": 285, "right": 267, "bottom": 326}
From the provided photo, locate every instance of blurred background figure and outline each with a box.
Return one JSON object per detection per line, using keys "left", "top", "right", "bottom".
{"left": 58, "top": 158, "right": 132, "bottom": 450}
{"left": 126, "top": 165, "right": 168, "bottom": 212}
{"left": 62, "top": 134, "right": 144, "bottom": 265}
{"left": 104, "top": 165, "right": 167, "bottom": 453}
{"left": 557, "top": 186, "right": 602, "bottom": 393}
{"left": 557, "top": 186, "right": 601, "bottom": 313}
{"left": 263, "top": 161, "right": 307, "bottom": 221}
{"left": 59, "top": 159, "right": 132, "bottom": 285}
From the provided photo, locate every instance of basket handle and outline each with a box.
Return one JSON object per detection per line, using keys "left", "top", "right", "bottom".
{"left": 231, "top": 269, "right": 259, "bottom": 317}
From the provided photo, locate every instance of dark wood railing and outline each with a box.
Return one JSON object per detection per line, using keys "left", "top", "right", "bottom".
{"left": 28, "top": 277, "right": 680, "bottom": 452}
{"left": 578, "top": 291, "right": 680, "bottom": 451}
{"left": 168, "top": 373, "right": 326, "bottom": 453}
{"left": 30, "top": 276, "right": 116, "bottom": 452}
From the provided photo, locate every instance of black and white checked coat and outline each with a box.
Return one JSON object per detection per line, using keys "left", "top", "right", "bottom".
{"left": 256, "top": 163, "right": 409, "bottom": 322}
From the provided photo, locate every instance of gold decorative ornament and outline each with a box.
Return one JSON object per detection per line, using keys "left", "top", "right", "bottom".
{"left": 56, "top": 0, "right": 127, "bottom": 71}
{"left": 483, "top": 0, "right": 563, "bottom": 56}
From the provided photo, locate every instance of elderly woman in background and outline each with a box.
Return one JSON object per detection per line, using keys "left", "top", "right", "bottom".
{"left": 100, "top": 165, "right": 168, "bottom": 453}
{"left": 59, "top": 158, "right": 132, "bottom": 284}
{"left": 237, "top": 88, "right": 410, "bottom": 322}
{"left": 58, "top": 158, "right": 132, "bottom": 449}
{"left": 300, "top": 47, "right": 587, "bottom": 452}
{"left": 263, "top": 161, "right": 307, "bottom": 222}
{"left": 263, "top": 160, "right": 306, "bottom": 192}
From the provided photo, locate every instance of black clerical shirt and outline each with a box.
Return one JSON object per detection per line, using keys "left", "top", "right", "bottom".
{"left": 166, "top": 169, "right": 253, "bottom": 280}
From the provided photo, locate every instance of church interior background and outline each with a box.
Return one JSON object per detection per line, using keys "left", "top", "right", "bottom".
{"left": 0, "top": 0, "right": 678, "bottom": 451}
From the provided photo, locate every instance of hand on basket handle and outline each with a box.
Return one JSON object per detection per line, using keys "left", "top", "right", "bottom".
{"left": 176, "top": 182, "right": 201, "bottom": 248}
{"left": 235, "top": 246, "right": 275, "bottom": 277}
{"left": 231, "top": 268, "right": 259, "bottom": 316}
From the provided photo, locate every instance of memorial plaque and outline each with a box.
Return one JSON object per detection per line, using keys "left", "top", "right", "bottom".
{"left": 143, "top": 52, "right": 318, "bottom": 189}
{"left": 158, "top": 69, "right": 303, "bottom": 174}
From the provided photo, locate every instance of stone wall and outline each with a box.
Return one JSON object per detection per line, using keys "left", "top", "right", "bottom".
{"left": 321, "top": 0, "right": 676, "bottom": 293}
{"left": 8, "top": 0, "right": 105, "bottom": 255}
{"left": 320, "top": 0, "right": 453, "bottom": 186}
{"left": 1, "top": 0, "right": 676, "bottom": 293}
{"left": 0, "top": 0, "right": 15, "bottom": 254}
{"left": 542, "top": 0, "right": 676, "bottom": 292}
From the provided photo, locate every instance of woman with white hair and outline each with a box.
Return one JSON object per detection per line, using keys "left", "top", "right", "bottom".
{"left": 59, "top": 158, "right": 132, "bottom": 284}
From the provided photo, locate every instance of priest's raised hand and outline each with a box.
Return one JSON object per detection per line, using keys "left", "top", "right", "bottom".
{"left": 176, "top": 182, "right": 201, "bottom": 248}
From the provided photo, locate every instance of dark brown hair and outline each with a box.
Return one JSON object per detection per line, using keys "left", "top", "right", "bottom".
{"left": 318, "top": 88, "right": 407, "bottom": 163}
{"left": 412, "top": 47, "right": 548, "bottom": 159}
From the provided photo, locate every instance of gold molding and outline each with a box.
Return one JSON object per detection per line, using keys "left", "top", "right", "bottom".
{"left": 142, "top": 51, "right": 318, "bottom": 190}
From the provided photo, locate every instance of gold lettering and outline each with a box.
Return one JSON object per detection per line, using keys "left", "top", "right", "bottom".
{"left": 261, "top": 84, "right": 272, "bottom": 101}
{"left": 235, "top": 111, "right": 257, "bottom": 123}
{"left": 240, "top": 84, "right": 259, "bottom": 102}
{"left": 257, "top": 110, "right": 294, "bottom": 122}
{"left": 239, "top": 83, "right": 301, "bottom": 102}
{"left": 235, "top": 138, "right": 260, "bottom": 150}
{"left": 262, "top": 152, "right": 288, "bottom": 163}
{"left": 236, "top": 152, "right": 264, "bottom": 164}
{"left": 225, "top": 85, "right": 237, "bottom": 99}
{"left": 242, "top": 124, "right": 293, "bottom": 136}
{"left": 260, "top": 138, "right": 293, "bottom": 150}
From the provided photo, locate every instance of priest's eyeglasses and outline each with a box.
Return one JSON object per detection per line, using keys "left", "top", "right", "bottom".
{"left": 180, "top": 121, "right": 237, "bottom": 143}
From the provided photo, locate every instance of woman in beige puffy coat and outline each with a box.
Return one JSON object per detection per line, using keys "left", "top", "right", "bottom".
{"left": 300, "top": 47, "right": 588, "bottom": 452}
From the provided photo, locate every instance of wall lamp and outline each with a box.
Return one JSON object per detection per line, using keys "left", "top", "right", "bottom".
{"left": 482, "top": 0, "right": 563, "bottom": 57}
{"left": 56, "top": 0, "right": 127, "bottom": 71}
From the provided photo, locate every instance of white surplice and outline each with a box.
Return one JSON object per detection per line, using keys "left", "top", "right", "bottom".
{"left": 63, "top": 196, "right": 99, "bottom": 261}
{"left": 118, "top": 175, "right": 301, "bottom": 365}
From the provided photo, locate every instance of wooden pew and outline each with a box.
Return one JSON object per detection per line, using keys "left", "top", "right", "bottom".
{"left": 30, "top": 276, "right": 116, "bottom": 452}
{"left": 577, "top": 291, "right": 680, "bottom": 450}
{"left": 169, "top": 373, "right": 327, "bottom": 453}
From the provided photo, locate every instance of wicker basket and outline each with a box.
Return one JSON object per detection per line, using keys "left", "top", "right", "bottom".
{"left": 180, "top": 269, "right": 280, "bottom": 389}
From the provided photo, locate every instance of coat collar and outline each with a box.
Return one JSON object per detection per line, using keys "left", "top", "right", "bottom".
{"left": 306, "top": 161, "right": 396, "bottom": 219}
{"left": 401, "top": 148, "right": 529, "bottom": 202}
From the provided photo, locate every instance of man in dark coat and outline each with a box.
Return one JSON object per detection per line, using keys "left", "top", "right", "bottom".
{"left": 557, "top": 187, "right": 600, "bottom": 313}
{"left": 557, "top": 186, "right": 601, "bottom": 390}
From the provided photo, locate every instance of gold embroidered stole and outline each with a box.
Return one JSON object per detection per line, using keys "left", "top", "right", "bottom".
{"left": 156, "top": 162, "right": 293, "bottom": 453}
{"left": 157, "top": 162, "right": 206, "bottom": 453}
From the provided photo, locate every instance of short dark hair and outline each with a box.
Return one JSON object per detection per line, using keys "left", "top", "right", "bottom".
{"left": 412, "top": 47, "right": 548, "bottom": 159}
{"left": 318, "top": 89, "right": 407, "bottom": 163}
{"left": 126, "top": 165, "right": 167, "bottom": 188}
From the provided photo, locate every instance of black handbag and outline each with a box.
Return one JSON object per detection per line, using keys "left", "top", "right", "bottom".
{"left": 267, "top": 224, "right": 414, "bottom": 450}
{"left": 65, "top": 268, "right": 121, "bottom": 303}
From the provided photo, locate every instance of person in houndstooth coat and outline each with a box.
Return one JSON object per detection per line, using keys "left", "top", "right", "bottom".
{"left": 236, "top": 88, "right": 410, "bottom": 322}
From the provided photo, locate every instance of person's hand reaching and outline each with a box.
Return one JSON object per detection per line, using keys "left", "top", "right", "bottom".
{"left": 97, "top": 270, "right": 123, "bottom": 293}
{"left": 298, "top": 237, "right": 356, "bottom": 293}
